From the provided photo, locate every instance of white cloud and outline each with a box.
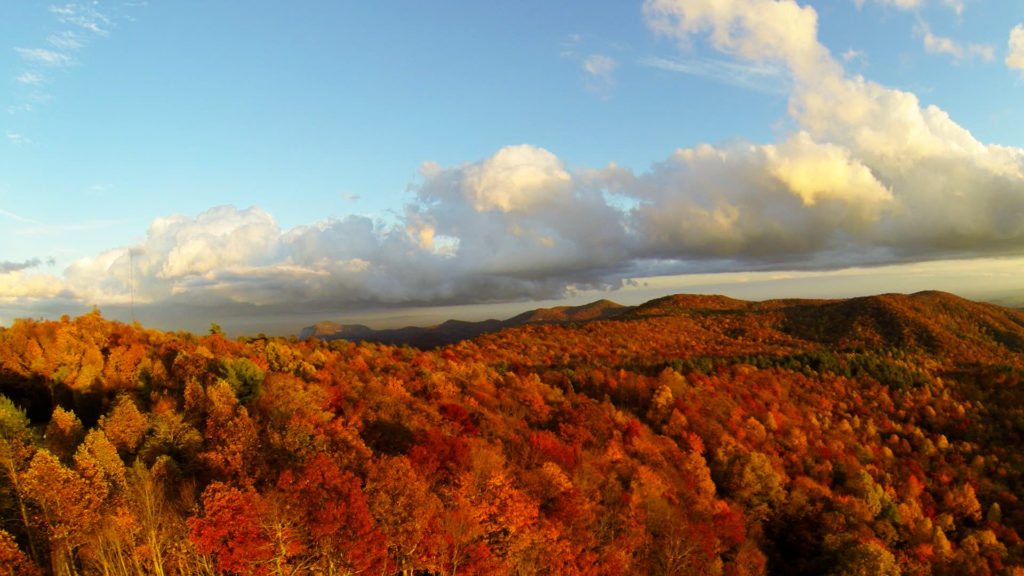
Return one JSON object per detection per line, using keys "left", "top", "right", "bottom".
{"left": 5, "top": 0, "right": 1024, "bottom": 323}
{"left": 642, "top": 0, "right": 1024, "bottom": 256}
{"left": 15, "top": 47, "right": 74, "bottom": 67}
{"left": 0, "top": 209, "right": 36, "bottom": 223}
{"left": 852, "top": 0, "right": 921, "bottom": 9}
{"left": 16, "top": 116, "right": 1021, "bottom": 314}
{"left": 842, "top": 49, "right": 865, "bottom": 64}
{"left": 853, "top": 0, "right": 965, "bottom": 12}
{"left": 641, "top": 0, "right": 999, "bottom": 171}
{"left": 644, "top": 0, "right": 831, "bottom": 82}
{"left": 47, "top": 32, "right": 83, "bottom": 50}
{"left": 882, "top": 0, "right": 921, "bottom": 8}
{"left": 641, "top": 55, "right": 789, "bottom": 95}
{"left": 919, "top": 23, "right": 994, "bottom": 62}
{"left": 583, "top": 54, "right": 616, "bottom": 81}
{"left": 0, "top": 271, "right": 64, "bottom": 302}
{"left": 582, "top": 54, "right": 617, "bottom": 95}
{"left": 15, "top": 72, "right": 44, "bottom": 85}
{"left": 153, "top": 206, "right": 282, "bottom": 279}
{"left": 50, "top": 2, "right": 112, "bottom": 36}
{"left": 446, "top": 145, "right": 571, "bottom": 213}
{"left": 852, "top": 0, "right": 968, "bottom": 16}
{"left": 9, "top": 2, "right": 131, "bottom": 117}
{"left": 5, "top": 132, "right": 32, "bottom": 146}
{"left": 765, "top": 132, "right": 893, "bottom": 209}
{"left": 1008, "top": 24, "right": 1024, "bottom": 72}
{"left": 942, "top": 0, "right": 965, "bottom": 15}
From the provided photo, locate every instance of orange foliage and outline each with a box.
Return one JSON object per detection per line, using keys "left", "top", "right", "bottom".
{"left": 1, "top": 293, "right": 1024, "bottom": 575}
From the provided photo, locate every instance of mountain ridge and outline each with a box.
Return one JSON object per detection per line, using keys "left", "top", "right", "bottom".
{"left": 300, "top": 290, "right": 1024, "bottom": 354}
{"left": 299, "top": 298, "right": 634, "bottom": 348}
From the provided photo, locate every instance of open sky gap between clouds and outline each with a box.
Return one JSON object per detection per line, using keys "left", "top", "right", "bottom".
{"left": 4, "top": 0, "right": 1024, "bottom": 318}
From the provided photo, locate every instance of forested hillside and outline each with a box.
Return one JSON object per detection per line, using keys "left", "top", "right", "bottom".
{"left": 2, "top": 291, "right": 1024, "bottom": 575}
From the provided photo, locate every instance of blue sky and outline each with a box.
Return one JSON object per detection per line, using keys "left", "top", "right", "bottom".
{"left": 3, "top": 0, "right": 1024, "bottom": 334}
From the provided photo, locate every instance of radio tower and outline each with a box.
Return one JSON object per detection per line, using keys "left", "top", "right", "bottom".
{"left": 129, "top": 248, "right": 135, "bottom": 322}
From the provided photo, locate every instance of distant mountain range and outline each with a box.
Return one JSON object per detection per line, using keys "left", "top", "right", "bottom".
{"left": 299, "top": 298, "right": 630, "bottom": 348}
{"left": 301, "top": 290, "right": 1024, "bottom": 352}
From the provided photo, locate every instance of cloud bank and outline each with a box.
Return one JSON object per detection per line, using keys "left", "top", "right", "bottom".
{"left": 4, "top": 0, "right": 1024, "bottom": 324}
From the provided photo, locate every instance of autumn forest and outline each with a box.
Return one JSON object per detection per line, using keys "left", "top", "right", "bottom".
{"left": 2, "top": 291, "right": 1024, "bottom": 575}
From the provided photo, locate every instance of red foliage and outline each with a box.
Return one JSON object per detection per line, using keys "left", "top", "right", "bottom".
{"left": 188, "top": 482, "right": 273, "bottom": 575}
{"left": 439, "top": 402, "right": 478, "bottom": 434}
{"left": 528, "top": 429, "right": 579, "bottom": 470}
{"left": 409, "top": 428, "right": 470, "bottom": 481}
{"left": 276, "top": 454, "right": 386, "bottom": 574}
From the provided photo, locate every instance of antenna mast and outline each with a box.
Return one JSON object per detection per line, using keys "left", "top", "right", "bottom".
{"left": 129, "top": 249, "right": 135, "bottom": 322}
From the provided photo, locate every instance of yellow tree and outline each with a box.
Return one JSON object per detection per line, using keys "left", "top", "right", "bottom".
{"left": 0, "top": 396, "right": 40, "bottom": 565}
{"left": 21, "top": 449, "right": 106, "bottom": 576}
{"left": 44, "top": 407, "right": 85, "bottom": 463}
{"left": 98, "top": 395, "right": 149, "bottom": 455}
{"left": 74, "top": 430, "right": 137, "bottom": 576}
{"left": 365, "top": 455, "right": 443, "bottom": 574}
{"left": 0, "top": 528, "right": 41, "bottom": 576}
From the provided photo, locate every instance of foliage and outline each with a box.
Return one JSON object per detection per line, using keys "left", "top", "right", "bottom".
{"left": 0, "top": 291, "right": 1023, "bottom": 575}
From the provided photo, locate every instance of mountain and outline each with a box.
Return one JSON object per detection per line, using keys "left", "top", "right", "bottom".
{"left": 304, "top": 290, "right": 1024, "bottom": 358}
{"left": 301, "top": 298, "right": 633, "bottom": 348}
{"left": 297, "top": 321, "right": 369, "bottom": 340}
{"left": 624, "top": 293, "right": 752, "bottom": 317}
{"left": 777, "top": 290, "right": 1024, "bottom": 359}
{"left": 505, "top": 298, "right": 628, "bottom": 324}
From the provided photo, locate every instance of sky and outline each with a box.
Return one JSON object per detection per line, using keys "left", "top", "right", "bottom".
{"left": 2, "top": 0, "right": 1024, "bottom": 335}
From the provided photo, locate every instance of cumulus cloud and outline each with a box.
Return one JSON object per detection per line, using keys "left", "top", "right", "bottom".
{"left": 5, "top": 0, "right": 1024, "bottom": 323}
{"left": 0, "top": 271, "right": 65, "bottom": 303}
{"left": 41, "top": 180, "right": 628, "bottom": 312}
{"left": 425, "top": 145, "right": 573, "bottom": 213}
{"left": 1008, "top": 25, "right": 1024, "bottom": 72}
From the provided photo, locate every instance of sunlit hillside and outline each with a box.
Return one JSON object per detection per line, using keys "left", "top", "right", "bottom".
{"left": 2, "top": 291, "right": 1024, "bottom": 575}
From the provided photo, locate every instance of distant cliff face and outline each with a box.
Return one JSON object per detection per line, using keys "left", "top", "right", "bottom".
{"left": 298, "top": 321, "right": 369, "bottom": 341}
